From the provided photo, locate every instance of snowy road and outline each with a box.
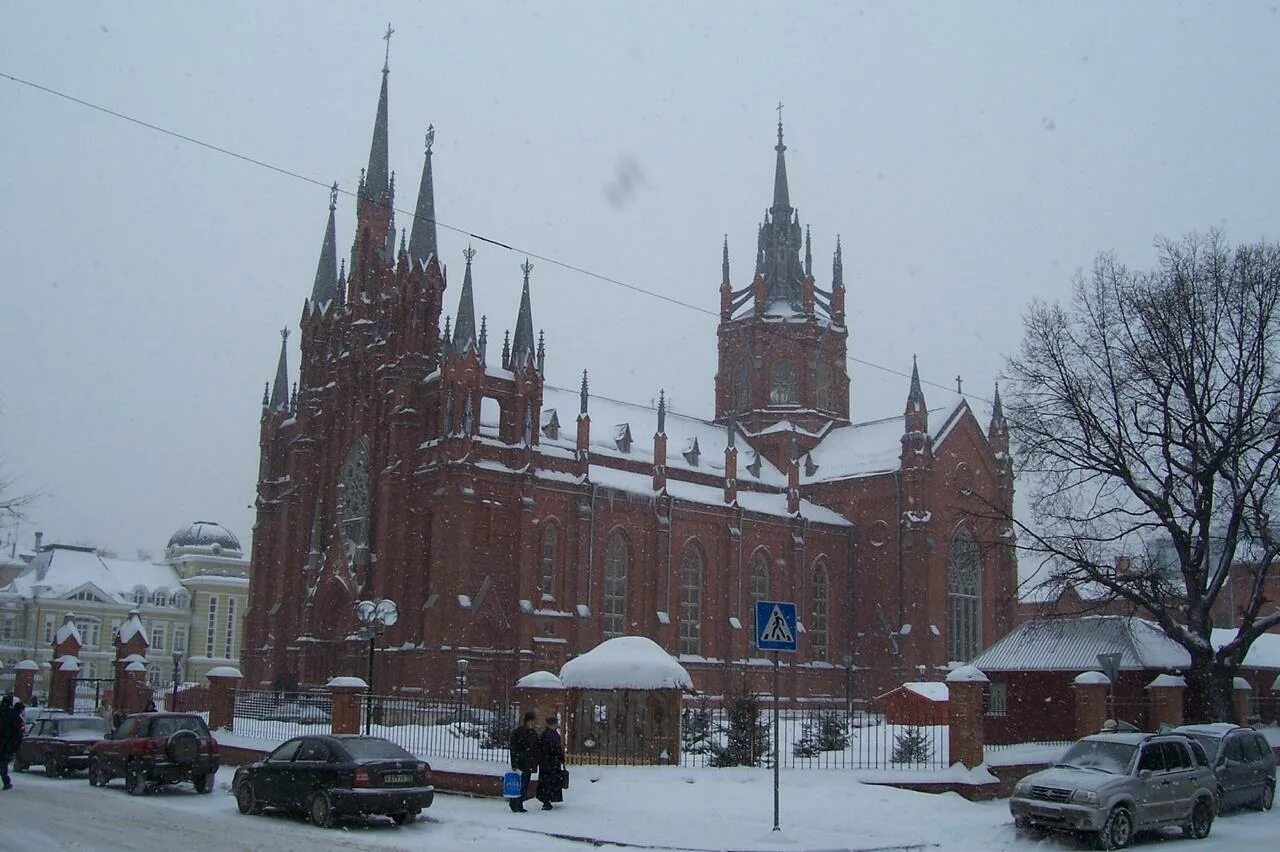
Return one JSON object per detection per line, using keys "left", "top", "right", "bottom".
{"left": 0, "top": 764, "right": 1275, "bottom": 852}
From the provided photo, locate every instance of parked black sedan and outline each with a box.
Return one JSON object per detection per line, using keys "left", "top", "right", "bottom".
{"left": 14, "top": 714, "right": 108, "bottom": 777}
{"left": 233, "top": 735, "right": 434, "bottom": 827}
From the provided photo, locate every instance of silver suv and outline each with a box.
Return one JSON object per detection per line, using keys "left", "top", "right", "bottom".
{"left": 1010, "top": 732, "right": 1216, "bottom": 849}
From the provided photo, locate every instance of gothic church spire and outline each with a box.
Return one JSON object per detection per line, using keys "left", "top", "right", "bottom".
{"left": 452, "top": 247, "right": 478, "bottom": 355}
{"left": 270, "top": 328, "right": 290, "bottom": 411}
{"left": 311, "top": 183, "right": 340, "bottom": 305}
{"left": 408, "top": 126, "right": 438, "bottom": 266}
{"left": 510, "top": 260, "right": 536, "bottom": 369}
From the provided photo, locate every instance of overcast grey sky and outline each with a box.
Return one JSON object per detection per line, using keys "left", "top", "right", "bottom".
{"left": 3, "top": 1, "right": 1279, "bottom": 558}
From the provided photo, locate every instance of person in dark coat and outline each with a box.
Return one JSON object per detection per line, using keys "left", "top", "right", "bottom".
{"left": 0, "top": 695, "right": 25, "bottom": 790}
{"left": 508, "top": 711, "right": 541, "bottom": 813}
{"left": 536, "top": 714, "right": 565, "bottom": 810}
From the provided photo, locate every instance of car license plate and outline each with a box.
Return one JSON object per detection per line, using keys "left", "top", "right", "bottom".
{"left": 383, "top": 773, "right": 413, "bottom": 784}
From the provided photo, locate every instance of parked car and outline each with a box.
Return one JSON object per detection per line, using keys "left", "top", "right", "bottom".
{"left": 13, "top": 714, "right": 108, "bottom": 777}
{"left": 262, "top": 702, "right": 331, "bottom": 724}
{"left": 232, "top": 735, "right": 434, "bottom": 828}
{"left": 1010, "top": 732, "right": 1217, "bottom": 849}
{"left": 88, "top": 712, "right": 219, "bottom": 795}
{"left": 1174, "top": 723, "right": 1276, "bottom": 812}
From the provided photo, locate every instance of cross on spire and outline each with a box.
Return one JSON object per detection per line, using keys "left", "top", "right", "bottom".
{"left": 382, "top": 23, "right": 394, "bottom": 72}
{"left": 329, "top": 182, "right": 338, "bottom": 212}
{"left": 956, "top": 375, "right": 963, "bottom": 394}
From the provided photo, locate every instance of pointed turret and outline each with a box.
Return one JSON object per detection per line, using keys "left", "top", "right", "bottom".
{"left": 576, "top": 369, "right": 591, "bottom": 470}
{"left": 337, "top": 259, "right": 347, "bottom": 307}
{"left": 653, "top": 389, "right": 668, "bottom": 492}
{"left": 311, "top": 184, "right": 340, "bottom": 306}
{"left": 772, "top": 116, "right": 791, "bottom": 213}
{"left": 364, "top": 29, "right": 392, "bottom": 202}
{"left": 269, "top": 328, "right": 290, "bottom": 411}
{"left": 579, "top": 369, "right": 589, "bottom": 416}
{"left": 757, "top": 112, "right": 805, "bottom": 310}
{"left": 408, "top": 125, "right": 438, "bottom": 267}
{"left": 657, "top": 389, "right": 667, "bottom": 435}
{"left": 536, "top": 330, "right": 545, "bottom": 374}
{"left": 478, "top": 316, "right": 488, "bottom": 364}
{"left": 990, "top": 382, "right": 1005, "bottom": 428}
{"left": 833, "top": 236, "right": 843, "bottom": 290}
{"left": 804, "top": 225, "right": 812, "bottom": 278}
{"left": 451, "top": 247, "right": 478, "bottom": 356}
{"left": 510, "top": 260, "right": 536, "bottom": 370}
{"left": 722, "top": 235, "right": 731, "bottom": 286}
{"left": 904, "top": 355, "right": 929, "bottom": 436}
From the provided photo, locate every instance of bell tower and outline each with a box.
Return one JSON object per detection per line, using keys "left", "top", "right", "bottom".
{"left": 715, "top": 112, "right": 849, "bottom": 466}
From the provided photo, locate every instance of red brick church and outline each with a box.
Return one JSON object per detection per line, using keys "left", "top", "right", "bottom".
{"left": 242, "top": 53, "right": 1017, "bottom": 705}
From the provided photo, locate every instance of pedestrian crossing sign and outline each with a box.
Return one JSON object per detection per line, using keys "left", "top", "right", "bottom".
{"left": 755, "top": 600, "right": 798, "bottom": 652}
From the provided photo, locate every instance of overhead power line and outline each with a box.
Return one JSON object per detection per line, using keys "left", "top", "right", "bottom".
{"left": 1, "top": 69, "right": 993, "bottom": 404}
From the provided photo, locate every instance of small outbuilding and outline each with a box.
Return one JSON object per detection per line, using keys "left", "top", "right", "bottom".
{"left": 558, "top": 636, "right": 692, "bottom": 765}
{"left": 874, "top": 681, "right": 949, "bottom": 725}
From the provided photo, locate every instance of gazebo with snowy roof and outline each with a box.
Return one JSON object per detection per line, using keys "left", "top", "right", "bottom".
{"left": 558, "top": 636, "right": 692, "bottom": 765}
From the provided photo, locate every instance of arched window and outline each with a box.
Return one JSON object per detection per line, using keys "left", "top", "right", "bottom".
{"left": 732, "top": 364, "right": 751, "bottom": 413}
{"left": 815, "top": 363, "right": 835, "bottom": 412}
{"left": 132, "top": 586, "right": 147, "bottom": 606}
{"left": 810, "top": 559, "right": 829, "bottom": 662}
{"left": 540, "top": 525, "right": 558, "bottom": 599}
{"left": 151, "top": 590, "right": 168, "bottom": 608}
{"left": 603, "top": 533, "right": 630, "bottom": 639}
{"left": 679, "top": 542, "right": 703, "bottom": 656}
{"left": 769, "top": 361, "right": 798, "bottom": 405}
{"left": 947, "top": 528, "right": 982, "bottom": 662}
{"left": 170, "top": 591, "right": 190, "bottom": 610}
{"left": 749, "top": 550, "right": 770, "bottom": 617}
{"left": 339, "top": 435, "right": 372, "bottom": 551}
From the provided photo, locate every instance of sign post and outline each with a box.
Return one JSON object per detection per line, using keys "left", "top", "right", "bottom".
{"left": 755, "top": 600, "right": 797, "bottom": 833}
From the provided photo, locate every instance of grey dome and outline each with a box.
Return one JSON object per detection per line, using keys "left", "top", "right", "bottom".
{"left": 166, "top": 521, "right": 242, "bottom": 555}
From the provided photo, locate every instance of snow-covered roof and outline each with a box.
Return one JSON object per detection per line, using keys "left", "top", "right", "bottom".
{"left": 326, "top": 676, "right": 368, "bottom": 689}
{"left": 538, "top": 385, "right": 789, "bottom": 487}
{"left": 3, "top": 545, "right": 180, "bottom": 604}
{"left": 973, "top": 616, "right": 1280, "bottom": 673}
{"left": 585, "top": 464, "right": 850, "bottom": 527}
{"left": 1147, "top": 674, "right": 1186, "bottom": 689}
{"left": 1074, "top": 671, "right": 1110, "bottom": 686}
{"left": 905, "top": 682, "right": 949, "bottom": 702}
{"left": 117, "top": 612, "right": 149, "bottom": 646}
{"left": 13, "top": 660, "right": 38, "bottom": 671}
{"left": 54, "top": 618, "right": 83, "bottom": 646}
{"left": 945, "top": 665, "right": 988, "bottom": 683}
{"left": 803, "top": 397, "right": 971, "bottom": 484}
{"left": 516, "top": 670, "right": 565, "bottom": 690}
{"left": 559, "top": 636, "right": 693, "bottom": 691}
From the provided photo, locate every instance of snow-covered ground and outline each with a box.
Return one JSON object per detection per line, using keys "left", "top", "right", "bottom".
{"left": 1, "top": 761, "right": 1276, "bottom": 851}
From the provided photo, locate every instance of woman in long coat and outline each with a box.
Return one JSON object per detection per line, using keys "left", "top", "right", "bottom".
{"left": 536, "top": 715, "right": 565, "bottom": 810}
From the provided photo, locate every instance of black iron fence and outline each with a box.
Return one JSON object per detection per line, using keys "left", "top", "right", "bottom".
{"left": 679, "top": 702, "right": 951, "bottom": 771}
{"left": 361, "top": 694, "right": 518, "bottom": 763}
{"left": 233, "top": 689, "right": 334, "bottom": 741}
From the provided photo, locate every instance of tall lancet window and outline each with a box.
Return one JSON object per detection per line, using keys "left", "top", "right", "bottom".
{"left": 540, "top": 524, "right": 557, "bottom": 599}
{"left": 749, "top": 550, "right": 770, "bottom": 614}
{"left": 947, "top": 527, "right": 982, "bottom": 662}
{"left": 340, "top": 435, "right": 372, "bottom": 553}
{"left": 679, "top": 542, "right": 704, "bottom": 656}
{"left": 810, "top": 559, "right": 829, "bottom": 662}
{"left": 770, "top": 361, "right": 798, "bottom": 405}
{"left": 603, "top": 532, "right": 630, "bottom": 639}
{"left": 815, "top": 362, "right": 835, "bottom": 412}
{"left": 733, "top": 364, "right": 751, "bottom": 413}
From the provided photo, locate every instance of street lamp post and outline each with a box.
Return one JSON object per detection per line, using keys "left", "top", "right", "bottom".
{"left": 171, "top": 651, "right": 183, "bottom": 712}
{"left": 354, "top": 599, "right": 399, "bottom": 735}
{"left": 842, "top": 654, "right": 854, "bottom": 722}
{"left": 456, "top": 658, "right": 469, "bottom": 718}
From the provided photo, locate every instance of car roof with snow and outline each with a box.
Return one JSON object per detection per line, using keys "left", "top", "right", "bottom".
{"left": 1173, "top": 722, "right": 1244, "bottom": 738}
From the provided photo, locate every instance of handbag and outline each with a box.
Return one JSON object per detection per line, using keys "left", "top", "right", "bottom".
{"left": 561, "top": 767, "right": 569, "bottom": 790}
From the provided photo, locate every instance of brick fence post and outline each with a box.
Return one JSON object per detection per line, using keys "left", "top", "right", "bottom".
{"left": 206, "top": 666, "right": 244, "bottom": 731}
{"left": 1232, "top": 677, "right": 1253, "bottom": 725}
{"left": 1145, "top": 674, "right": 1186, "bottom": 729}
{"left": 1072, "top": 671, "right": 1111, "bottom": 738}
{"left": 327, "top": 677, "right": 368, "bottom": 735}
{"left": 514, "top": 671, "right": 566, "bottom": 734}
{"left": 12, "top": 660, "right": 38, "bottom": 704}
{"left": 946, "top": 665, "right": 988, "bottom": 768}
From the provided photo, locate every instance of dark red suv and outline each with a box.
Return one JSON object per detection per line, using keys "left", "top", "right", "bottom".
{"left": 88, "top": 712, "right": 219, "bottom": 795}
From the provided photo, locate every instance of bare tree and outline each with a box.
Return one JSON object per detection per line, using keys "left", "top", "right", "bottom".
{"left": 1007, "top": 233, "right": 1280, "bottom": 721}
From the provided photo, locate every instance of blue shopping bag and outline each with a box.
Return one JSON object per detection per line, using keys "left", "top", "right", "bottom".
{"left": 503, "top": 770, "right": 523, "bottom": 799}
